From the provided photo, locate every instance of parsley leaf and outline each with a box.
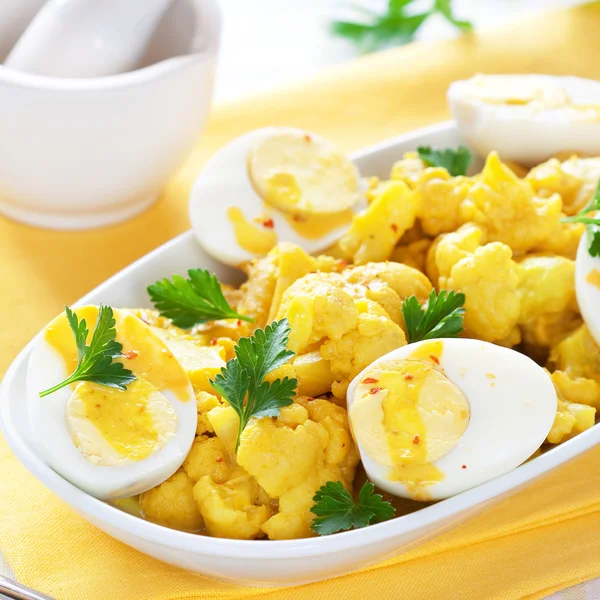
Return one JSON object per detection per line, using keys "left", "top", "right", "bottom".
{"left": 311, "top": 481, "right": 395, "bottom": 535}
{"left": 40, "top": 305, "right": 136, "bottom": 398}
{"left": 562, "top": 178, "right": 600, "bottom": 257}
{"left": 330, "top": 0, "right": 472, "bottom": 54}
{"left": 148, "top": 268, "right": 253, "bottom": 329}
{"left": 211, "top": 319, "right": 297, "bottom": 451}
{"left": 417, "top": 145, "right": 472, "bottom": 176}
{"left": 402, "top": 289, "right": 466, "bottom": 344}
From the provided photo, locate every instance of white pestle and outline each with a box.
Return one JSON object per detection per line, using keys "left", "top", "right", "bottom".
{"left": 4, "top": 0, "right": 175, "bottom": 78}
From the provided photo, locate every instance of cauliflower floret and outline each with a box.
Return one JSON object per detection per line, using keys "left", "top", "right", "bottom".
{"left": 390, "top": 151, "right": 426, "bottom": 188}
{"left": 527, "top": 155, "right": 600, "bottom": 216}
{"left": 237, "top": 400, "right": 359, "bottom": 539}
{"left": 337, "top": 181, "right": 418, "bottom": 264}
{"left": 416, "top": 168, "right": 474, "bottom": 237}
{"left": 320, "top": 298, "right": 406, "bottom": 394}
{"left": 552, "top": 370, "right": 600, "bottom": 409}
{"left": 193, "top": 469, "right": 272, "bottom": 539}
{"left": 517, "top": 256, "right": 576, "bottom": 325}
{"left": 532, "top": 220, "right": 584, "bottom": 260}
{"left": 426, "top": 223, "right": 486, "bottom": 285}
{"left": 183, "top": 435, "right": 233, "bottom": 484}
{"left": 292, "top": 351, "right": 337, "bottom": 397}
{"left": 276, "top": 273, "right": 358, "bottom": 353}
{"left": 238, "top": 243, "right": 318, "bottom": 329}
{"left": 195, "top": 391, "right": 222, "bottom": 435}
{"left": 391, "top": 239, "right": 432, "bottom": 273}
{"left": 443, "top": 242, "right": 521, "bottom": 343}
{"left": 343, "top": 261, "right": 432, "bottom": 304}
{"left": 550, "top": 325, "right": 600, "bottom": 385}
{"left": 139, "top": 471, "right": 203, "bottom": 532}
{"left": 520, "top": 310, "right": 583, "bottom": 358}
{"left": 547, "top": 371, "right": 596, "bottom": 444}
{"left": 460, "top": 152, "right": 562, "bottom": 253}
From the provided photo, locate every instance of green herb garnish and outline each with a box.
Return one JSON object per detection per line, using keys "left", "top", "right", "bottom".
{"left": 211, "top": 319, "right": 297, "bottom": 451}
{"left": 311, "top": 481, "right": 395, "bottom": 536}
{"left": 148, "top": 269, "right": 253, "bottom": 329}
{"left": 562, "top": 179, "right": 600, "bottom": 257}
{"left": 402, "top": 289, "right": 466, "bottom": 344}
{"left": 39, "top": 305, "right": 136, "bottom": 398}
{"left": 331, "top": 0, "right": 472, "bottom": 54}
{"left": 417, "top": 145, "right": 472, "bottom": 176}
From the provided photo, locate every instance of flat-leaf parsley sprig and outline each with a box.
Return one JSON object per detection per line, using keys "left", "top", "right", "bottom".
{"left": 402, "top": 289, "right": 466, "bottom": 344}
{"left": 211, "top": 319, "right": 297, "bottom": 451}
{"left": 311, "top": 481, "right": 395, "bottom": 535}
{"left": 148, "top": 268, "right": 253, "bottom": 328}
{"left": 417, "top": 145, "right": 472, "bottom": 177}
{"left": 331, "top": 0, "right": 472, "bottom": 54}
{"left": 562, "top": 178, "right": 600, "bottom": 257}
{"left": 40, "top": 305, "right": 136, "bottom": 398}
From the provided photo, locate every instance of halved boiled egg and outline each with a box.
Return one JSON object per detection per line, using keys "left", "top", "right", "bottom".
{"left": 26, "top": 306, "right": 197, "bottom": 500}
{"left": 189, "top": 127, "right": 366, "bottom": 266}
{"left": 347, "top": 338, "right": 557, "bottom": 501}
{"left": 575, "top": 231, "right": 600, "bottom": 346}
{"left": 448, "top": 74, "right": 600, "bottom": 165}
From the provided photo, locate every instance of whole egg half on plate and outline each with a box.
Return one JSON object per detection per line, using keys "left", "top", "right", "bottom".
{"left": 3, "top": 76, "right": 600, "bottom": 586}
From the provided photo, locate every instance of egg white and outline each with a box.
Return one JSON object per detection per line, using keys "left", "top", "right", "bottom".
{"left": 575, "top": 231, "right": 600, "bottom": 347}
{"left": 189, "top": 127, "right": 367, "bottom": 266}
{"left": 347, "top": 338, "right": 557, "bottom": 501}
{"left": 26, "top": 311, "right": 197, "bottom": 500}
{"left": 448, "top": 75, "right": 600, "bottom": 165}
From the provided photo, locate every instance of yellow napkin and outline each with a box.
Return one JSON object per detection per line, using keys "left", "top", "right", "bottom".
{"left": 3, "top": 4, "right": 600, "bottom": 599}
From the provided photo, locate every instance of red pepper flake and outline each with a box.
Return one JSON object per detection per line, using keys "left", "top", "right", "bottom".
{"left": 122, "top": 350, "right": 139, "bottom": 360}
{"left": 306, "top": 397, "right": 315, "bottom": 402}
{"left": 215, "top": 456, "right": 223, "bottom": 463}
{"left": 237, "top": 319, "right": 242, "bottom": 327}
{"left": 461, "top": 465, "right": 467, "bottom": 469}
{"left": 262, "top": 217, "right": 274, "bottom": 229}
{"left": 412, "top": 435, "right": 420, "bottom": 445}
{"left": 304, "top": 134, "right": 312, "bottom": 143}
{"left": 429, "top": 354, "right": 440, "bottom": 365}
{"left": 404, "top": 374, "right": 414, "bottom": 381}
{"left": 293, "top": 213, "right": 307, "bottom": 223}
{"left": 391, "top": 224, "right": 398, "bottom": 233}
{"left": 338, "top": 259, "right": 349, "bottom": 268}
{"left": 210, "top": 337, "right": 218, "bottom": 346}
{"left": 369, "top": 387, "right": 383, "bottom": 395}
{"left": 362, "top": 377, "right": 379, "bottom": 384}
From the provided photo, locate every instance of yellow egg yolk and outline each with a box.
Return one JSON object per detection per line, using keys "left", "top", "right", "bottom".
{"left": 247, "top": 130, "right": 361, "bottom": 216}
{"left": 463, "top": 75, "right": 600, "bottom": 121}
{"left": 226, "top": 206, "right": 278, "bottom": 257}
{"left": 350, "top": 342, "right": 470, "bottom": 500}
{"left": 44, "top": 306, "right": 191, "bottom": 463}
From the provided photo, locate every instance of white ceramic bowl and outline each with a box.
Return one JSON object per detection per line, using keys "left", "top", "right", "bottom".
{"left": 2, "top": 122, "right": 599, "bottom": 587}
{"left": 0, "top": 0, "right": 220, "bottom": 230}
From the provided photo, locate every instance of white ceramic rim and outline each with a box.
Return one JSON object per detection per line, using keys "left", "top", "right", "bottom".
{"left": 0, "top": 0, "right": 221, "bottom": 90}
{"left": 2, "top": 122, "right": 599, "bottom": 560}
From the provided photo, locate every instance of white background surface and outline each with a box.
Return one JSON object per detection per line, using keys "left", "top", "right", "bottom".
{"left": 215, "top": 0, "right": 589, "bottom": 103}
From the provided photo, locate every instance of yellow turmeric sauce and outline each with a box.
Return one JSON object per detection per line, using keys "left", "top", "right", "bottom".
{"left": 586, "top": 269, "right": 600, "bottom": 290}
{"left": 226, "top": 206, "right": 278, "bottom": 255}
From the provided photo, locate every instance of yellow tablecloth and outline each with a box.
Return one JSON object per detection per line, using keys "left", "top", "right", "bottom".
{"left": 3, "top": 4, "right": 600, "bottom": 599}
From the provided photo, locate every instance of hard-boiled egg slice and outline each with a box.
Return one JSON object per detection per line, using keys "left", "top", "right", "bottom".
{"left": 448, "top": 74, "right": 600, "bottom": 165}
{"left": 189, "top": 127, "right": 366, "bottom": 266}
{"left": 347, "top": 338, "right": 557, "bottom": 501}
{"left": 575, "top": 230, "right": 600, "bottom": 346}
{"left": 26, "top": 306, "right": 196, "bottom": 500}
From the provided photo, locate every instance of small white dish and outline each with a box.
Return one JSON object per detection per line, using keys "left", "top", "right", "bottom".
{"left": 0, "top": 0, "right": 220, "bottom": 231}
{"left": 2, "top": 122, "right": 598, "bottom": 587}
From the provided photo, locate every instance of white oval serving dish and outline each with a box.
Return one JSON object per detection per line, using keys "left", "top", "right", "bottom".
{"left": 1, "top": 121, "right": 599, "bottom": 587}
